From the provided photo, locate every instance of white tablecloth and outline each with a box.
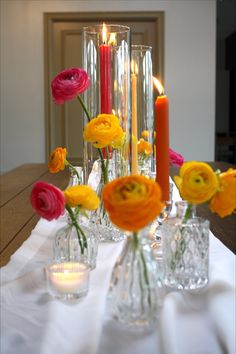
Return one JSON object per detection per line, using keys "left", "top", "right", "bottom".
{"left": 1, "top": 184, "right": 235, "bottom": 354}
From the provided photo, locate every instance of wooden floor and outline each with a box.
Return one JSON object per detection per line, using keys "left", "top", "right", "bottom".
{"left": 0, "top": 162, "right": 235, "bottom": 267}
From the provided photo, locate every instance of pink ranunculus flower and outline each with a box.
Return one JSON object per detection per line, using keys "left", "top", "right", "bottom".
{"left": 169, "top": 148, "right": 184, "bottom": 167}
{"left": 51, "top": 67, "right": 90, "bottom": 104}
{"left": 30, "top": 181, "right": 65, "bottom": 221}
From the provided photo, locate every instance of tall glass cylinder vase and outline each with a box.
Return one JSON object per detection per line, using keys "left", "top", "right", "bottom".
{"left": 82, "top": 24, "right": 131, "bottom": 182}
{"left": 130, "top": 45, "right": 154, "bottom": 176}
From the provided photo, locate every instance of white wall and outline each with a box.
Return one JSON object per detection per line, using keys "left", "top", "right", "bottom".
{"left": 0, "top": 0, "right": 216, "bottom": 174}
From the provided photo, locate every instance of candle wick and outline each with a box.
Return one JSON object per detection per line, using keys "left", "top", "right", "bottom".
{"left": 157, "top": 90, "right": 165, "bottom": 97}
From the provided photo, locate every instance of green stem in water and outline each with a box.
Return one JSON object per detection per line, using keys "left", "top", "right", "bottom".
{"left": 77, "top": 95, "right": 91, "bottom": 122}
{"left": 66, "top": 205, "right": 87, "bottom": 254}
{"left": 133, "top": 232, "right": 151, "bottom": 307}
{"left": 183, "top": 203, "right": 193, "bottom": 224}
{"left": 65, "top": 161, "right": 81, "bottom": 184}
{"left": 171, "top": 205, "right": 192, "bottom": 271}
{"left": 105, "top": 146, "right": 110, "bottom": 179}
{"left": 97, "top": 148, "right": 108, "bottom": 184}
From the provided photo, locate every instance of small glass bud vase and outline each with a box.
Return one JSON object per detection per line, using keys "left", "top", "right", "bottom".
{"left": 162, "top": 215, "right": 209, "bottom": 290}
{"left": 53, "top": 220, "right": 98, "bottom": 270}
{"left": 108, "top": 228, "right": 163, "bottom": 328}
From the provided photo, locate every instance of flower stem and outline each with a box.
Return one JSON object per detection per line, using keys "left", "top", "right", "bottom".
{"left": 183, "top": 203, "right": 193, "bottom": 224}
{"left": 171, "top": 205, "right": 192, "bottom": 271}
{"left": 65, "top": 161, "right": 81, "bottom": 184}
{"left": 97, "top": 149, "right": 108, "bottom": 184}
{"left": 66, "top": 205, "right": 87, "bottom": 254}
{"left": 77, "top": 95, "right": 91, "bottom": 122}
{"left": 133, "top": 232, "right": 151, "bottom": 307}
{"left": 105, "top": 146, "right": 109, "bottom": 179}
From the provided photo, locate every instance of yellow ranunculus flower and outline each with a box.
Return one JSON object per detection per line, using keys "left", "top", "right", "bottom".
{"left": 102, "top": 175, "right": 163, "bottom": 231}
{"left": 210, "top": 168, "right": 236, "bottom": 217}
{"left": 64, "top": 185, "right": 100, "bottom": 210}
{"left": 174, "top": 161, "right": 219, "bottom": 204}
{"left": 83, "top": 114, "right": 124, "bottom": 149}
{"left": 137, "top": 138, "right": 152, "bottom": 156}
{"left": 112, "top": 130, "right": 125, "bottom": 149}
{"left": 48, "top": 147, "right": 67, "bottom": 173}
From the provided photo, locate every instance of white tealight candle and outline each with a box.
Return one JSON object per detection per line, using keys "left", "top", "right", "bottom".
{"left": 46, "top": 262, "right": 90, "bottom": 299}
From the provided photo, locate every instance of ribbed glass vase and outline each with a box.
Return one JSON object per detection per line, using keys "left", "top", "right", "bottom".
{"left": 108, "top": 228, "right": 163, "bottom": 328}
{"left": 162, "top": 213, "right": 209, "bottom": 290}
{"left": 53, "top": 220, "right": 98, "bottom": 270}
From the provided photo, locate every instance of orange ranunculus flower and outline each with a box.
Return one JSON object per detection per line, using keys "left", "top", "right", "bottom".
{"left": 174, "top": 161, "right": 219, "bottom": 204}
{"left": 48, "top": 147, "right": 67, "bottom": 173}
{"left": 102, "top": 175, "right": 163, "bottom": 231}
{"left": 137, "top": 138, "right": 152, "bottom": 156}
{"left": 64, "top": 185, "right": 100, "bottom": 210}
{"left": 83, "top": 114, "right": 124, "bottom": 149}
{"left": 210, "top": 168, "right": 236, "bottom": 217}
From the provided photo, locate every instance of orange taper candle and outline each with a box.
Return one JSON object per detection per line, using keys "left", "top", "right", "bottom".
{"left": 153, "top": 77, "right": 170, "bottom": 202}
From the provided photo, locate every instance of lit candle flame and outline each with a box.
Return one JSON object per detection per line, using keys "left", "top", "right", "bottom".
{"left": 108, "top": 33, "right": 116, "bottom": 46}
{"left": 102, "top": 23, "right": 107, "bottom": 44}
{"left": 153, "top": 77, "right": 164, "bottom": 95}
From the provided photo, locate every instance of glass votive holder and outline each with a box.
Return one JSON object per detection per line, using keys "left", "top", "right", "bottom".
{"left": 45, "top": 262, "right": 90, "bottom": 300}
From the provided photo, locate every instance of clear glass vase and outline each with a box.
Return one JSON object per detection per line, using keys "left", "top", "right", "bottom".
{"left": 162, "top": 215, "right": 209, "bottom": 290}
{"left": 89, "top": 161, "right": 124, "bottom": 242}
{"left": 82, "top": 24, "right": 131, "bottom": 182}
{"left": 53, "top": 220, "right": 98, "bottom": 270}
{"left": 108, "top": 228, "right": 163, "bottom": 328}
{"left": 67, "top": 166, "right": 83, "bottom": 187}
{"left": 150, "top": 182, "right": 174, "bottom": 260}
{"left": 131, "top": 45, "right": 154, "bottom": 175}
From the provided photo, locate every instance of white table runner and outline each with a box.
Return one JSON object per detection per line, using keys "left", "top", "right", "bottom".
{"left": 1, "top": 183, "right": 235, "bottom": 354}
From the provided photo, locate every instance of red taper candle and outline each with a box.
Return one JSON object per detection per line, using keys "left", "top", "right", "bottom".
{"left": 100, "top": 24, "right": 112, "bottom": 158}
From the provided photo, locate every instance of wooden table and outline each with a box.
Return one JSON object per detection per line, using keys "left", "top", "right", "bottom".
{"left": 0, "top": 164, "right": 69, "bottom": 266}
{"left": 0, "top": 162, "right": 235, "bottom": 267}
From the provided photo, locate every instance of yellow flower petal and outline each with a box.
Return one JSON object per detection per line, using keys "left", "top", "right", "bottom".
{"left": 83, "top": 114, "right": 124, "bottom": 149}
{"left": 174, "top": 161, "right": 219, "bottom": 204}
{"left": 64, "top": 185, "right": 100, "bottom": 210}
